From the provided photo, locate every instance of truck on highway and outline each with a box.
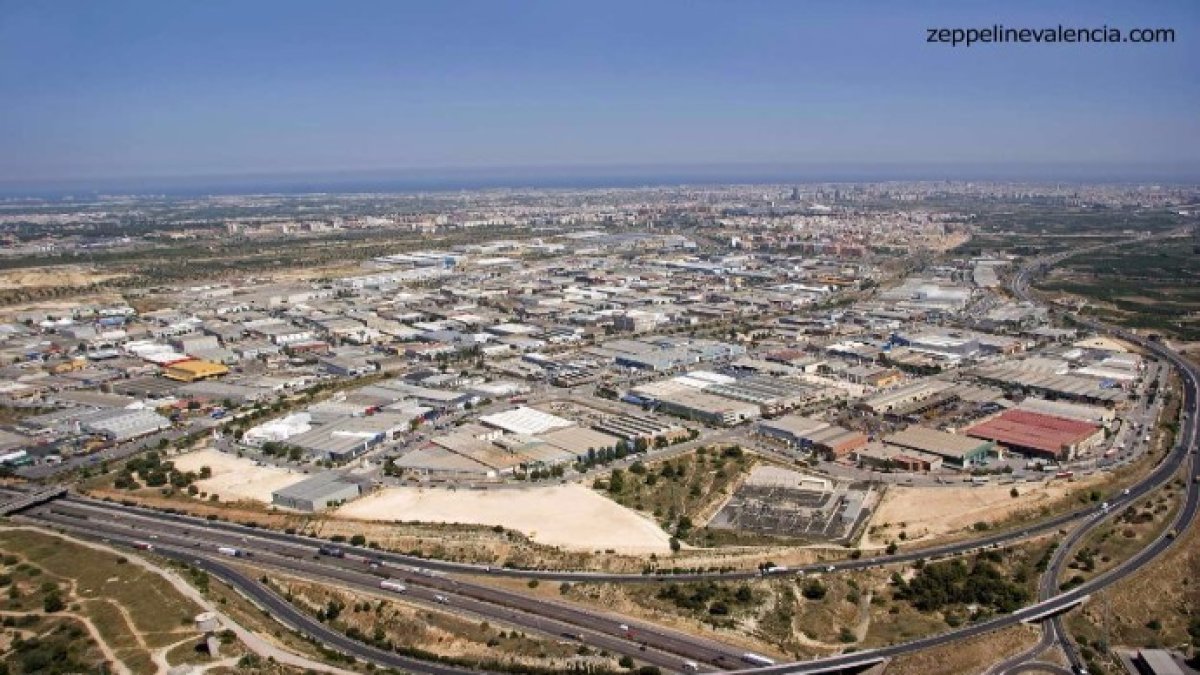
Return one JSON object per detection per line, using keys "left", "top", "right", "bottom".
{"left": 217, "top": 546, "right": 248, "bottom": 557}
{"left": 762, "top": 565, "right": 789, "bottom": 575}
{"left": 742, "top": 652, "right": 776, "bottom": 667}
{"left": 1055, "top": 471, "right": 1075, "bottom": 479}
{"left": 132, "top": 541, "right": 154, "bottom": 551}
{"left": 379, "top": 580, "right": 407, "bottom": 593}
{"left": 318, "top": 544, "right": 346, "bottom": 558}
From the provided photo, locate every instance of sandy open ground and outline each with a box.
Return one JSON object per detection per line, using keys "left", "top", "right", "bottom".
{"left": 336, "top": 484, "right": 673, "bottom": 554}
{"left": 0, "top": 266, "right": 126, "bottom": 290}
{"left": 174, "top": 448, "right": 307, "bottom": 504}
{"left": 869, "top": 476, "right": 1103, "bottom": 543}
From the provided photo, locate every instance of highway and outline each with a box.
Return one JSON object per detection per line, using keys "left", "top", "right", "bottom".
{"left": 5, "top": 234, "right": 1196, "bottom": 674}
{"left": 1002, "top": 233, "right": 1197, "bottom": 674}
{"left": 21, "top": 500, "right": 739, "bottom": 673}
{"left": 717, "top": 234, "right": 1200, "bottom": 673}
{"left": 153, "top": 549, "right": 491, "bottom": 675}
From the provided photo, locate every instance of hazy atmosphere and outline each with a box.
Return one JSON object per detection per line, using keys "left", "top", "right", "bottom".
{"left": 1, "top": 0, "right": 1197, "bottom": 188}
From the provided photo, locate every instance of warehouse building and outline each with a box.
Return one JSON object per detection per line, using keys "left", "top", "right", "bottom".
{"left": 163, "top": 359, "right": 230, "bottom": 382}
{"left": 648, "top": 387, "right": 760, "bottom": 426}
{"left": 591, "top": 337, "right": 746, "bottom": 372}
{"left": 537, "top": 426, "right": 622, "bottom": 459}
{"left": 807, "top": 426, "right": 869, "bottom": 458}
{"left": 428, "top": 428, "right": 526, "bottom": 475}
{"left": 1017, "top": 397, "right": 1115, "bottom": 427}
{"left": 703, "top": 375, "right": 826, "bottom": 415}
{"left": 282, "top": 413, "right": 411, "bottom": 462}
{"left": 78, "top": 408, "right": 173, "bottom": 442}
{"left": 965, "top": 409, "right": 1103, "bottom": 462}
{"left": 862, "top": 380, "right": 955, "bottom": 415}
{"left": 853, "top": 444, "right": 944, "bottom": 472}
{"left": 479, "top": 406, "right": 575, "bottom": 435}
{"left": 271, "top": 472, "right": 362, "bottom": 512}
{"left": 591, "top": 413, "right": 687, "bottom": 443}
{"left": 901, "top": 331, "right": 980, "bottom": 360}
{"left": 967, "top": 363, "right": 1126, "bottom": 405}
{"left": 757, "top": 415, "right": 828, "bottom": 446}
{"left": 883, "top": 426, "right": 995, "bottom": 468}
{"left": 392, "top": 445, "right": 500, "bottom": 479}
{"left": 1129, "top": 649, "right": 1186, "bottom": 675}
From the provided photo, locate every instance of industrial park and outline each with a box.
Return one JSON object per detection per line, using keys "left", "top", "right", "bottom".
{"left": 1, "top": 2, "right": 1197, "bottom": 675}
{"left": 0, "top": 180, "right": 1197, "bottom": 675}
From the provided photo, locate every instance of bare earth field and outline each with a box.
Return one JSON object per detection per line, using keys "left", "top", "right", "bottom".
{"left": 173, "top": 448, "right": 308, "bottom": 503}
{"left": 869, "top": 475, "right": 1106, "bottom": 545}
{"left": 0, "top": 265, "right": 126, "bottom": 290}
{"left": 0, "top": 292, "right": 127, "bottom": 319}
{"left": 336, "top": 484, "right": 674, "bottom": 553}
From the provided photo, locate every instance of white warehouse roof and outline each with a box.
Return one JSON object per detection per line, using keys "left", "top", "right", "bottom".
{"left": 479, "top": 406, "right": 575, "bottom": 436}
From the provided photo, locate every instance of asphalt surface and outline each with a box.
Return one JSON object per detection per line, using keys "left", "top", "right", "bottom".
{"left": 163, "top": 550, "right": 491, "bottom": 675}
{"left": 7, "top": 234, "right": 1197, "bottom": 674}
{"left": 1005, "top": 234, "right": 1195, "bottom": 675}
{"left": 21, "top": 502, "right": 731, "bottom": 673}
{"left": 716, "top": 235, "right": 1200, "bottom": 673}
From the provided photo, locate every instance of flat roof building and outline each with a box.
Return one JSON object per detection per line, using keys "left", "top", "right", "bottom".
{"left": 649, "top": 387, "right": 760, "bottom": 426}
{"left": 757, "top": 415, "right": 829, "bottom": 446}
{"left": 480, "top": 406, "right": 575, "bottom": 435}
{"left": 853, "top": 444, "right": 944, "bottom": 472}
{"left": 537, "top": 426, "right": 621, "bottom": 458}
{"left": 163, "top": 359, "right": 230, "bottom": 382}
{"left": 1016, "top": 397, "right": 1115, "bottom": 427}
{"left": 965, "top": 409, "right": 1103, "bottom": 462}
{"left": 884, "top": 426, "right": 994, "bottom": 468}
{"left": 271, "top": 472, "right": 362, "bottom": 512}
{"left": 79, "top": 408, "right": 172, "bottom": 442}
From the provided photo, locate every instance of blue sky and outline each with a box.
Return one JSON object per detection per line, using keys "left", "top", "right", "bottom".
{"left": 0, "top": 0, "right": 1197, "bottom": 184}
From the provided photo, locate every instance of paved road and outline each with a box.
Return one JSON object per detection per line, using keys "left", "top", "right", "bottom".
{"left": 161, "top": 550, "right": 494, "bottom": 675}
{"left": 22, "top": 500, "right": 731, "bottom": 673}
{"left": 8, "top": 233, "right": 1197, "bottom": 674}
{"left": 32, "top": 487, "right": 1104, "bottom": 583}
{"left": 1004, "top": 663, "right": 1072, "bottom": 675}
{"left": 1006, "top": 233, "right": 1192, "bottom": 675}
{"left": 719, "top": 233, "right": 1200, "bottom": 673}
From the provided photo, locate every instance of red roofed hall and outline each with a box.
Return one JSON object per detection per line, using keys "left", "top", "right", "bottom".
{"left": 965, "top": 409, "right": 1103, "bottom": 462}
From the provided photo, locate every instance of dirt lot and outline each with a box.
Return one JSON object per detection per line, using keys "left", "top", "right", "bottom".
{"left": 0, "top": 265, "right": 126, "bottom": 290}
{"left": 868, "top": 475, "right": 1108, "bottom": 545}
{"left": 173, "top": 448, "right": 308, "bottom": 504}
{"left": 336, "top": 484, "right": 673, "bottom": 553}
